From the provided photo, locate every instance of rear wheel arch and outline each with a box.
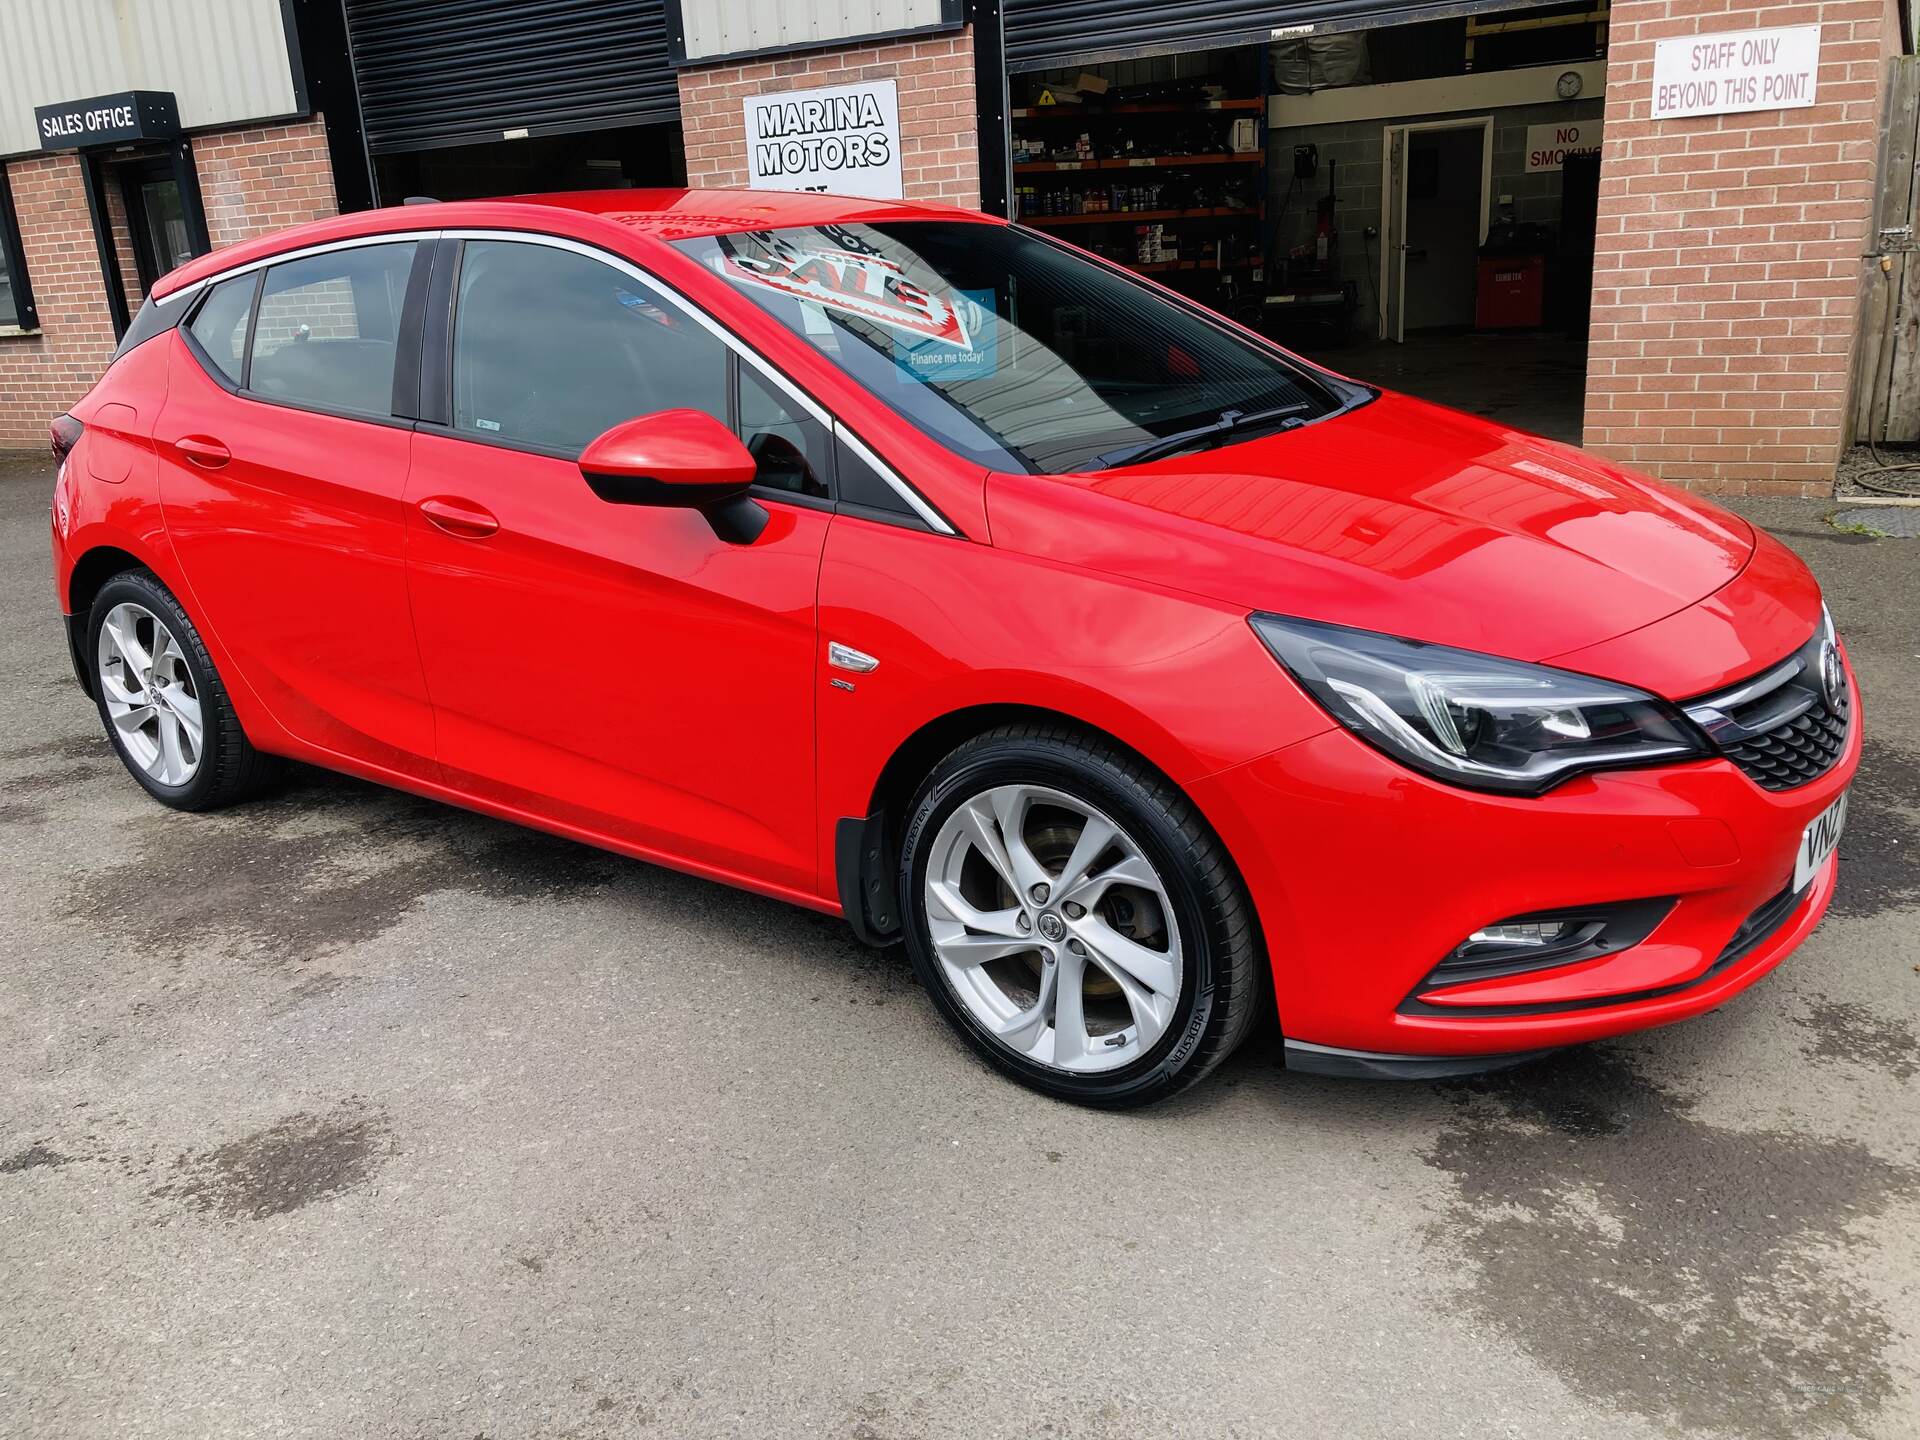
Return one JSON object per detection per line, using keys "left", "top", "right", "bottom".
{"left": 64, "top": 546, "right": 150, "bottom": 698}
{"left": 68, "top": 544, "right": 148, "bottom": 617}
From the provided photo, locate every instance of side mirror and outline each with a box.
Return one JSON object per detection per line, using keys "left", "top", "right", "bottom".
{"left": 579, "top": 409, "right": 767, "bottom": 544}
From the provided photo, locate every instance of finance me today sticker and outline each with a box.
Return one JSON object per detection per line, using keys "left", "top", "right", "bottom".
{"left": 896, "top": 290, "right": 997, "bottom": 383}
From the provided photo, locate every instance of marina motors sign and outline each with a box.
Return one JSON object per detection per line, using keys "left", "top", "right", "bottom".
{"left": 1651, "top": 25, "right": 1821, "bottom": 120}
{"left": 744, "top": 80, "right": 904, "bottom": 200}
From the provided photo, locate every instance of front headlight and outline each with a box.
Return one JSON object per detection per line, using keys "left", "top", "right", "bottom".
{"left": 1250, "top": 614, "right": 1709, "bottom": 795}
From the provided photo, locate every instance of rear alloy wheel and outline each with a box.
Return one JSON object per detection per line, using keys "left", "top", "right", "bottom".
{"left": 88, "top": 570, "right": 282, "bottom": 811}
{"left": 900, "top": 725, "right": 1261, "bottom": 1107}
{"left": 97, "top": 601, "right": 204, "bottom": 786}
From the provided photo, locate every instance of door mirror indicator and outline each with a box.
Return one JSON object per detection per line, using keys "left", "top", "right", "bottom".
{"left": 579, "top": 409, "right": 767, "bottom": 543}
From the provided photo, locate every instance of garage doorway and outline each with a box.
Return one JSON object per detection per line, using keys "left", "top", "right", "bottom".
{"left": 1381, "top": 118, "right": 1492, "bottom": 342}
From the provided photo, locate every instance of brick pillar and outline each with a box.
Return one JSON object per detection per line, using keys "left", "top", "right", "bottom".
{"left": 192, "top": 118, "right": 339, "bottom": 246}
{"left": 676, "top": 29, "right": 981, "bottom": 209}
{"left": 1583, "top": 2, "right": 1902, "bottom": 496}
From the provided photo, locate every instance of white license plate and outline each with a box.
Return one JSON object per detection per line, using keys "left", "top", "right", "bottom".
{"left": 1794, "top": 790, "right": 1848, "bottom": 893}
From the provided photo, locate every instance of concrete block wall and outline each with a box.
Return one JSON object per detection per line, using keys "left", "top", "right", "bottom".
{"left": 1269, "top": 96, "right": 1605, "bottom": 336}
{"left": 676, "top": 29, "right": 980, "bottom": 208}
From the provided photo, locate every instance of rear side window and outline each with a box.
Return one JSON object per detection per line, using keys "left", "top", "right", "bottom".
{"left": 450, "top": 240, "right": 727, "bottom": 453}
{"left": 186, "top": 275, "right": 256, "bottom": 384}
{"left": 248, "top": 243, "right": 416, "bottom": 417}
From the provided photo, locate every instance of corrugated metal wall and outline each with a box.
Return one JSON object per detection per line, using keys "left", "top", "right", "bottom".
{"left": 0, "top": 0, "right": 298, "bottom": 157}
{"left": 344, "top": 0, "right": 678, "bottom": 154}
{"left": 678, "top": 0, "right": 953, "bottom": 63}
{"left": 1002, "top": 0, "right": 1528, "bottom": 72}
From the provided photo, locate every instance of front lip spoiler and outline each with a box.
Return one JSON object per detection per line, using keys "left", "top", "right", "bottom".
{"left": 1282, "top": 1038, "right": 1559, "bottom": 1081}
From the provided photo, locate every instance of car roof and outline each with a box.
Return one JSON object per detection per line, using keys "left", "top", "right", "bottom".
{"left": 151, "top": 188, "right": 997, "bottom": 300}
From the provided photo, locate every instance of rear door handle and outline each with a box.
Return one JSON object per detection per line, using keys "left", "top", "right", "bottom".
{"left": 418, "top": 496, "right": 500, "bottom": 539}
{"left": 175, "top": 435, "right": 230, "bottom": 468}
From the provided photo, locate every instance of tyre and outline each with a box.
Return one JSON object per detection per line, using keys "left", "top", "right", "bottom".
{"left": 898, "top": 724, "right": 1261, "bottom": 1108}
{"left": 87, "top": 570, "right": 283, "bottom": 811}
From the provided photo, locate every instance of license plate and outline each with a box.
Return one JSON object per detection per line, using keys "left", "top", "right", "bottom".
{"left": 1794, "top": 790, "right": 1848, "bottom": 893}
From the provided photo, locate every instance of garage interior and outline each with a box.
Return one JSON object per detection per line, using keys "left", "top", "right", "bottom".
{"left": 1006, "top": 3, "right": 1611, "bottom": 445}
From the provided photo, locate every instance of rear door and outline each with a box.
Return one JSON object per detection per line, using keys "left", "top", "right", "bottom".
{"left": 155, "top": 238, "right": 440, "bottom": 778}
{"left": 401, "top": 235, "right": 831, "bottom": 893}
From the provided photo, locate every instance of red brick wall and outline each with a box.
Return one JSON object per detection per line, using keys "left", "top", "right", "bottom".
{"left": 1583, "top": 2, "right": 1900, "bottom": 496}
{"left": 194, "top": 118, "right": 338, "bottom": 246}
{"left": 678, "top": 29, "right": 980, "bottom": 209}
{"left": 0, "top": 155, "right": 119, "bottom": 453}
{"left": 0, "top": 117, "right": 336, "bottom": 451}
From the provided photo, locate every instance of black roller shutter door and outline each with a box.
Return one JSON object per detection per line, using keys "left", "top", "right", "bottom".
{"left": 1004, "top": 0, "right": 1537, "bottom": 72}
{"left": 345, "top": 0, "right": 678, "bottom": 155}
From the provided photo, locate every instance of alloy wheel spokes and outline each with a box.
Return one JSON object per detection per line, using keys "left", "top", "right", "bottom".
{"left": 97, "top": 602, "right": 202, "bottom": 787}
{"left": 925, "top": 783, "right": 1183, "bottom": 1075}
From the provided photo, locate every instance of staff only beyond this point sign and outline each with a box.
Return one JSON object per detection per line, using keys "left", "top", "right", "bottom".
{"left": 1650, "top": 24, "right": 1821, "bottom": 121}
{"left": 744, "top": 79, "right": 904, "bottom": 200}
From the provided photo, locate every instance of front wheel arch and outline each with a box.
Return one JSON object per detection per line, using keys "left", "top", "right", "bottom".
{"left": 844, "top": 704, "right": 1248, "bottom": 948}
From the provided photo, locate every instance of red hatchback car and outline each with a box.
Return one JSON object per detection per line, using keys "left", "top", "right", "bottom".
{"left": 50, "top": 190, "right": 1859, "bottom": 1106}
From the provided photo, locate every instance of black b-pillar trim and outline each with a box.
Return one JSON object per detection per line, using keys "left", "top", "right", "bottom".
{"left": 79, "top": 153, "right": 132, "bottom": 340}
{"left": 970, "top": 0, "right": 1010, "bottom": 217}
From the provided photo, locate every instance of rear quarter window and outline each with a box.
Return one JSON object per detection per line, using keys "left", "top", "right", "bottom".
{"left": 185, "top": 275, "right": 256, "bottom": 384}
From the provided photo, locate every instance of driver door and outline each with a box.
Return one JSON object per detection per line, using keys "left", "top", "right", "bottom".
{"left": 402, "top": 237, "right": 832, "bottom": 892}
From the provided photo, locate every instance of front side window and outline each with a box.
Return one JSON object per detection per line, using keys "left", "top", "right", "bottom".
{"left": 451, "top": 240, "right": 728, "bottom": 454}
{"left": 186, "top": 274, "right": 256, "bottom": 384}
{"left": 672, "top": 221, "right": 1350, "bottom": 474}
{"left": 249, "top": 242, "right": 416, "bottom": 416}
{"left": 737, "top": 365, "right": 830, "bottom": 498}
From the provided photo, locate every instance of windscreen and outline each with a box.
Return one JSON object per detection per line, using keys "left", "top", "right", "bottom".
{"left": 672, "top": 221, "right": 1342, "bottom": 474}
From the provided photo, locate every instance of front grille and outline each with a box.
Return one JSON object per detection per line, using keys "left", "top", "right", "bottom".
{"left": 1718, "top": 699, "right": 1849, "bottom": 791}
{"left": 1684, "top": 621, "right": 1851, "bottom": 792}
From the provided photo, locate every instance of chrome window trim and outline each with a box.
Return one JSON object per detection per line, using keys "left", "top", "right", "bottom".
{"left": 153, "top": 231, "right": 441, "bottom": 308}
{"left": 155, "top": 224, "right": 961, "bottom": 538}
{"left": 440, "top": 228, "right": 957, "bottom": 537}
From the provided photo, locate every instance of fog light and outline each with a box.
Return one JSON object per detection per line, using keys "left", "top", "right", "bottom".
{"left": 1464, "top": 921, "right": 1577, "bottom": 949}
{"left": 1413, "top": 897, "right": 1676, "bottom": 995}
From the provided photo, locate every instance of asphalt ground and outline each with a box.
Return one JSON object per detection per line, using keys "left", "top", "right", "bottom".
{"left": 2, "top": 450, "right": 1916, "bottom": 1439}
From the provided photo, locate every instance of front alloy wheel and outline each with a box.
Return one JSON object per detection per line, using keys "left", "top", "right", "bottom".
{"left": 926, "top": 784, "right": 1183, "bottom": 1073}
{"left": 900, "top": 724, "right": 1261, "bottom": 1107}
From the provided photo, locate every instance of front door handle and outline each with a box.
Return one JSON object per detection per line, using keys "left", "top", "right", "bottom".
{"left": 418, "top": 496, "right": 500, "bottom": 539}
{"left": 175, "top": 435, "right": 231, "bottom": 468}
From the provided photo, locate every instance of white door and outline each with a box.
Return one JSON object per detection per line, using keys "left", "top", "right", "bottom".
{"left": 1383, "top": 126, "right": 1411, "bottom": 343}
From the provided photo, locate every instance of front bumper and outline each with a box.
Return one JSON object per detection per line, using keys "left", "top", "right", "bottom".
{"left": 1191, "top": 667, "right": 1861, "bottom": 1060}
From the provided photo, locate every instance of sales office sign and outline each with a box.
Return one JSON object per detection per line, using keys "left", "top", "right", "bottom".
{"left": 34, "top": 89, "right": 181, "bottom": 151}
{"left": 744, "top": 79, "right": 904, "bottom": 201}
{"left": 1651, "top": 25, "right": 1821, "bottom": 120}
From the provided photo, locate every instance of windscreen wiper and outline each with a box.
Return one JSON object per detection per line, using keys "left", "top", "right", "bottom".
{"left": 1093, "top": 402, "right": 1313, "bottom": 470}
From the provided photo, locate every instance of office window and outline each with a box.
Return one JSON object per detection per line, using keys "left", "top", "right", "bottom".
{"left": 0, "top": 168, "right": 38, "bottom": 330}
